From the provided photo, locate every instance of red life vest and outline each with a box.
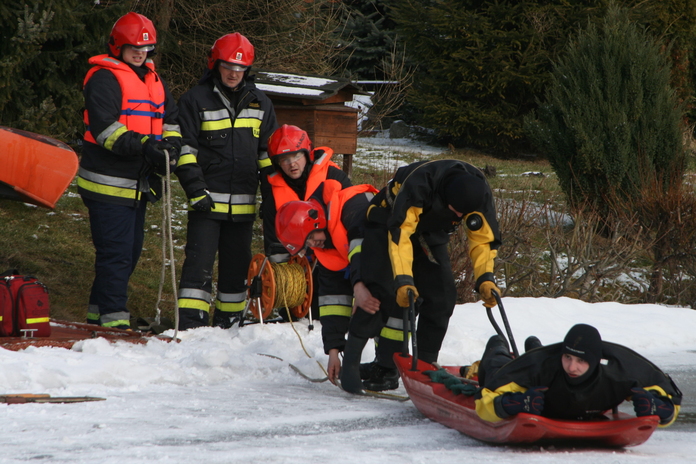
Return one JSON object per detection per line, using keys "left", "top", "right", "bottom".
{"left": 83, "top": 55, "right": 165, "bottom": 144}
{"left": 313, "top": 184, "right": 379, "bottom": 271}
{"left": 268, "top": 148, "right": 342, "bottom": 206}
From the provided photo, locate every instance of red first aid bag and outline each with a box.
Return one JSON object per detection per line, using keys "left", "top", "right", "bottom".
{"left": 0, "top": 270, "right": 51, "bottom": 337}
{"left": 0, "top": 279, "right": 13, "bottom": 336}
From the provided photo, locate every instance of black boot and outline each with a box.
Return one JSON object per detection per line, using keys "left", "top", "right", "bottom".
{"left": 213, "top": 311, "right": 241, "bottom": 329}
{"left": 524, "top": 336, "right": 542, "bottom": 352}
{"left": 485, "top": 335, "right": 509, "bottom": 354}
{"left": 359, "top": 360, "right": 377, "bottom": 380}
{"left": 362, "top": 364, "right": 400, "bottom": 391}
{"left": 340, "top": 334, "right": 368, "bottom": 393}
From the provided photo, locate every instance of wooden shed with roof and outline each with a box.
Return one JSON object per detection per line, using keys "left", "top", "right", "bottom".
{"left": 252, "top": 70, "right": 366, "bottom": 176}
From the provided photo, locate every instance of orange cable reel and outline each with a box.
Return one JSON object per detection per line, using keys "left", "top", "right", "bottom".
{"left": 246, "top": 253, "right": 313, "bottom": 321}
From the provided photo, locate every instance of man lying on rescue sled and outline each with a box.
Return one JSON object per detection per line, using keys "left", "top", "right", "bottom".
{"left": 475, "top": 324, "right": 682, "bottom": 426}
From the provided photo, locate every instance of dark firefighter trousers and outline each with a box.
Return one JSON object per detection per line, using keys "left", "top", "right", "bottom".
{"left": 348, "top": 223, "right": 457, "bottom": 368}
{"left": 177, "top": 212, "right": 253, "bottom": 329}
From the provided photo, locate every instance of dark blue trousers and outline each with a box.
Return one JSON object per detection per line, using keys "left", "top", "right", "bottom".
{"left": 83, "top": 197, "right": 147, "bottom": 329}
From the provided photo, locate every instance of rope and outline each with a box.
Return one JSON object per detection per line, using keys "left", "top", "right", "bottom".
{"left": 279, "top": 279, "right": 330, "bottom": 379}
{"left": 271, "top": 262, "right": 306, "bottom": 309}
{"left": 257, "top": 258, "right": 329, "bottom": 379}
{"left": 154, "top": 151, "right": 179, "bottom": 341}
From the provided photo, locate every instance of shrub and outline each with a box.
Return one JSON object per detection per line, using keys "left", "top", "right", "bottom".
{"left": 524, "top": 4, "right": 686, "bottom": 215}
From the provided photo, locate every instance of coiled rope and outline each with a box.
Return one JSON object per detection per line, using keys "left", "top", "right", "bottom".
{"left": 271, "top": 262, "right": 307, "bottom": 309}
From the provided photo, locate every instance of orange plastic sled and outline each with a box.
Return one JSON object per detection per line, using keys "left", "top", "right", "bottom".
{"left": 0, "top": 126, "right": 79, "bottom": 209}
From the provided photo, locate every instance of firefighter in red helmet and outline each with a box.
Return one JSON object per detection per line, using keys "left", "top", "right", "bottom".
{"left": 275, "top": 181, "right": 379, "bottom": 384}
{"left": 174, "top": 33, "right": 278, "bottom": 330}
{"left": 260, "top": 125, "right": 352, "bottom": 321}
{"left": 79, "top": 12, "right": 181, "bottom": 329}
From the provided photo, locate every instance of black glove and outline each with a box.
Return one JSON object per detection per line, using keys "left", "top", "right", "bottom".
{"left": 143, "top": 138, "right": 177, "bottom": 175}
{"left": 189, "top": 189, "right": 213, "bottom": 212}
{"left": 631, "top": 388, "right": 674, "bottom": 422}
{"left": 163, "top": 136, "right": 181, "bottom": 168}
{"left": 500, "top": 387, "right": 548, "bottom": 416}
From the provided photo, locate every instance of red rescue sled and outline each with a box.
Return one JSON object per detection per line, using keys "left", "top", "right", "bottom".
{"left": 394, "top": 354, "right": 659, "bottom": 447}
{"left": 0, "top": 126, "right": 79, "bottom": 209}
{"left": 0, "top": 320, "right": 176, "bottom": 351}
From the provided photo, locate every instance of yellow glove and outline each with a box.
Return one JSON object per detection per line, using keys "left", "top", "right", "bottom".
{"left": 479, "top": 281, "right": 501, "bottom": 308}
{"left": 396, "top": 285, "right": 418, "bottom": 308}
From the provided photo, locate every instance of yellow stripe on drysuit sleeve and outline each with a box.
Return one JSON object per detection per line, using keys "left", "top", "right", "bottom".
{"left": 465, "top": 212, "right": 498, "bottom": 282}
{"left": 388, "top": 206, "right": 422, "bottom": 279}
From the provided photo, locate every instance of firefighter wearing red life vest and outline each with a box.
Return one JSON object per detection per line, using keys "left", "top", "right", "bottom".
{"left": 79, "top": 12, "right": 182, "bottom": 330}
{"left": 260, "top": 125, "right": 352, "bottom": 321}
{"left": 261, "top": 125, "right": 352, "bottom": 264}
{"left": 276, "top": 182, "right": 378, "bottom": 384}
{"left": 174, "top": 33, "right": 278, "bottom": 330}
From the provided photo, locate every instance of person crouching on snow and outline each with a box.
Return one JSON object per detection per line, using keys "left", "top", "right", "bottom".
{"left": 475, "top": 324, "right": 682, "bottom": 426}
{"left": 275, "top": 182, "right": 378, "bottom": 385}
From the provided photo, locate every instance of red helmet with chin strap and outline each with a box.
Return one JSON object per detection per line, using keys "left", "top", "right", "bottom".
{"left": 208, "top": 33, "right": 255, "bottom": 70}
{"left": 268, "top": 125, "right": 314, "bottom": 162}
{"left": 275, "top": 199, "right": 327, "bottom": 255}
{"left": 109, "top": 12, "right": 157, "bottom": 57}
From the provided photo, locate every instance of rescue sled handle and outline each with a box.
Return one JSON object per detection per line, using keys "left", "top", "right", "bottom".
{"left": 399, "top": 289, "right": 419, "bottom": 371}
{"left": 408, "top": 289, "right": 418, "bottom": 371}
{"left": 487, "top": 291, "right": 519, "bottom": 358}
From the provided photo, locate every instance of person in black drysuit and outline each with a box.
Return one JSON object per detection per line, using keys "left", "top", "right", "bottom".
{"left": 341, "top": 159, "right": 502, "bottom": 392}
{"left": 474, "top": 323, "right": 682, "bottom": 427}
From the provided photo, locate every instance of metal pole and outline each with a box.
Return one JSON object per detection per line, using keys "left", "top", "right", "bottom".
{"left": 408, "top": 289, "right": 418, "bottom": 371}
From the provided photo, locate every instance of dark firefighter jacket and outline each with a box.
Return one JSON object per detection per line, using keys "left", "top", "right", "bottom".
{"left": 79, "top": 55, "right": 181, "bottom": 206}
{"left": 367, "top": 159, "right": 501, "bottom": 293}
{"left": 175, "top": 73, "right": 277, "bottom": 221}
{"left": 475, "top": 341, "right": 682, "bottom": 426}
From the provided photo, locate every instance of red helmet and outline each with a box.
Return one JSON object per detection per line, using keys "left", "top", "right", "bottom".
{"left": 275, "top": 199, "right": 327, "bottom": 255}
{"left": 268, "top": 125, "right": 314, "bottom": 162}
{"left": 208, "top": 33, "right": 255, "bottom": 70}
{"left": 109, "top": 12, "right": 157, "bottom": 57}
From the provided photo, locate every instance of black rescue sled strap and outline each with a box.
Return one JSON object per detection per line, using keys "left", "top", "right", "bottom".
{"left": 486, "top": 290, "right": 519, "bottom": 358}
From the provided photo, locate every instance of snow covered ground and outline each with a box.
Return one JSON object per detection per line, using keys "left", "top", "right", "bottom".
{"left": 2, "top": 297, "right": 695, "bottom": 463}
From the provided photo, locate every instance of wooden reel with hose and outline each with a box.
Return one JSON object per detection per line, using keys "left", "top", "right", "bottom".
{"left": 246, "top": 253, "right": 313, "bottom": 320}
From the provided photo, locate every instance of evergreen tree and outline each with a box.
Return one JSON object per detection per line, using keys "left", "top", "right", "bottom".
{"left": 524, "top": 5, "right": 685, "bottom": 213}
{"left": 335, "top": 0, "right": 398, "bottom": 81}
{"left": 389, "top": 0, "right": 696, "bottom": 153}
{"left": 390, "top": 0, "right": 608, "bottom": 152}
{"left": 0, "top": 1, "right": 130, "bottom": 141}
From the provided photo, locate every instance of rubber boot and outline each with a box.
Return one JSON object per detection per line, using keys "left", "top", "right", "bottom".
{"left": 340, "top": 333, "right": 368, "bottom": 393}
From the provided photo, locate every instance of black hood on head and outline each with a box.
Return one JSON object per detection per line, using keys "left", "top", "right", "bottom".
{"left": 562, "top": 324, "right": 603, "bottom": 385}
{"left": 442, "top": 171, "right": 487, "bottom": 215}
